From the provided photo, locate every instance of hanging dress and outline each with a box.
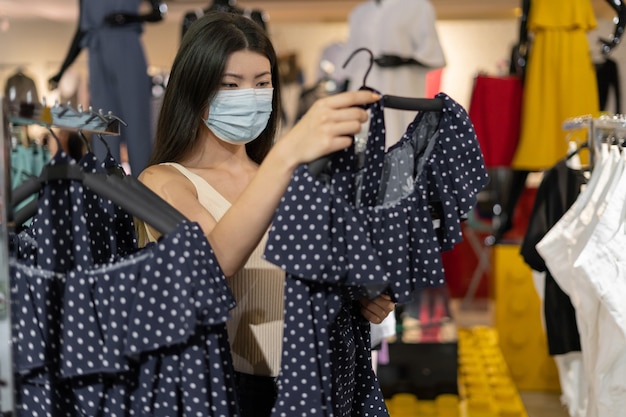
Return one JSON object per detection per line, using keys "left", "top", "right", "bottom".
{"left": 512, "top": 0, "right": 599, "bottom": 170}
{"left": 264, "top": 91, "right": 488, "bottom": 416}
{"left": 10, "top": 152, "right": 239, "bottom": 416}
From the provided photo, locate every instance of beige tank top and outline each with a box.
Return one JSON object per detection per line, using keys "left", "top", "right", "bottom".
{"left": 144, "top": 162, "right": 285, "bottom": 377}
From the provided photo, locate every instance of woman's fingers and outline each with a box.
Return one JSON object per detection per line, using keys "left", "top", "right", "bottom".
{"left": 325, "top": 119, "right": 363, "bottom": 138}
{"left": 307, "top": 96, "right": 372, "bottom": 137}
{"left": 283, "top": 90, "right": 381, "bottom": 165}
{"left": 312, "top": 91, "right": 377, "bottom": 124}
{"left": 360, "top": 295, "right": 396, "bottom": 324}
{"left": 324, "top": 90, "right": 380, "bottom": 110}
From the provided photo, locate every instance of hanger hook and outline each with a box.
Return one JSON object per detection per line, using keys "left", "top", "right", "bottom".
{"left": 97, "top": 132, "right": 113, "bottom": 156}
{"left": 85, "top": 106, "right": 108, "bottom": 124}
{"left": 103, "top": 110, "right": 128, "bottom": 127}
{"left": 47, "top": 128, "right": 63, "bottom": 155}
{"left": 342, "top": 47, "right": 375, "bottom": 87}
{"left": 77, "top": 130, "right": 93, "bottom": 153}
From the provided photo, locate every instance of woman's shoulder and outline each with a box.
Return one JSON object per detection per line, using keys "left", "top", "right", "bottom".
{"left": 139, "top": 162, "right": 176, "bottom": 178}
{"left": 138, "top": 163, "right": 195, "bottom": 191}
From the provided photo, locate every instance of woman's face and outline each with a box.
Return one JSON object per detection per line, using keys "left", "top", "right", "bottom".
{"left": 220, "top": 49, "right": 272, "bottom": 91}
{"left": 200, "top": 49, "right": 275, "bottom": 144}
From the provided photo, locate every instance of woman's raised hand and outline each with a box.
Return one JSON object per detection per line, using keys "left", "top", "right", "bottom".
{"left": 280, "top": 90, "right": 380, "bottom": 167}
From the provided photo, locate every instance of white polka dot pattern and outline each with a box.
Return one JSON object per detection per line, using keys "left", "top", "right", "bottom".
{"left": 267, "top": 91, "right": 488, "bottom": 300}
{"left": 265, "top": 91, "right": 488, "bottom": 416}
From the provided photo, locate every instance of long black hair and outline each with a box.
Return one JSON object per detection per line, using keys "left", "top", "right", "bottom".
{"left": 149, "top": 12, "right": 280, "bottom": 166}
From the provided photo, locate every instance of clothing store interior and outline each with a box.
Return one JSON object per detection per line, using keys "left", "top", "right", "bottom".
{"left": 1, "top": 0, "right": 625, "bottom": 416}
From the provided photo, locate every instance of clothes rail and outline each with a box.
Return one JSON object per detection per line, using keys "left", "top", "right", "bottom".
{"left": 8, "top": 100, "right": 124, "bottom": 135}
{"left": 592, "top": 114, "right": 626, "bottom": 129}
{"left": 562, "top": 114, "right": 592, "bottom": 131}
{"left": 563, "top": 114, "right": 626, "bottom": 168}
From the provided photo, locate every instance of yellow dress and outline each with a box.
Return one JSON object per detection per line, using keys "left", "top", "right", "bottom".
{"left": 512, "top": 0, "right": 600, "bottom": 171}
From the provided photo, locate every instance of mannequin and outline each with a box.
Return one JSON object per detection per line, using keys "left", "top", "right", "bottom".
{"left": 4, "top": 68, "right": 40, "bottom": 114}
{"left": 369, "top": 0, "right": 435, "bottom": 70}
{"left": 181, "top": 0, "right": 267, "bottom": 38}
{"left": 48, "top": 0, "right": 166, "bottom": 175}
{"left": 340, "top": 0, "right": 446, "bottom": 150}
{"left": 49, "top": 0, "right": 165, "bottom": 89}
{"left": 600, "top": 0, "right": 626, "bottom": 55}
{"left": 593, "top": 0, "right": 624, "bottom": 115}
{"left": 509, "top": 0, "right": 530, "bottom": 80}
{"left": 494, "top": 0, "right": 531, "bottom": 242}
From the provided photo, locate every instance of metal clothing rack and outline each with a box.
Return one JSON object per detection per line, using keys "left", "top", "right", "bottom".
{"left": 563, "top": 114, "right": 626, "bottom": 167}
{"left": 0, "top": 96, "right": 13, "bottom": 414}
{"left": 591, "top": 114, "right": 626, "bottom": 150}
{"left": 1, "top": 96, "right": 122, "bottom": 415}
{"left": 7, "top": 100, "right": 123, "bottom": 135}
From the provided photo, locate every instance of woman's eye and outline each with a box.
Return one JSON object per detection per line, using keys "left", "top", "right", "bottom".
{"left": 257, "top": 81, "right": 271, "bottom": 87}
{"left": 221, "top": 83, "right": 238, "bottom": 88}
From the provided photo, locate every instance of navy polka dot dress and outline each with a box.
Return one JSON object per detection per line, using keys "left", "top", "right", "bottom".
{"left": 9, "top": 151, "right": 240, "bottom": 416}
{"left": 264, "top": 91, "right": 488, "bottom": 416}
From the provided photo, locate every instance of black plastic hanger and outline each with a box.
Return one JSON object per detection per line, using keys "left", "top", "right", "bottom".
{"left": 308, "top": 47, "right": 444, "bottom": 176}
{"left": 342, "top": 47, "right": 444, "bottom": 111}
{"left": 10, "top": 160, "right": 187, "bottom": 235}
{"left": 566, "top": 141, "right": 589, "bottom": 160}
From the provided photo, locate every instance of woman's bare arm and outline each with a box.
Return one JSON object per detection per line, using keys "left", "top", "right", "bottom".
{"left": 140, "top": 90, "right": 379, "bottom": 277}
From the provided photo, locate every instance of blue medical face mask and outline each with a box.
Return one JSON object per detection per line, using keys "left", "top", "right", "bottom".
{"left": 204, "top": 88, "right": 274, "bottom": 145}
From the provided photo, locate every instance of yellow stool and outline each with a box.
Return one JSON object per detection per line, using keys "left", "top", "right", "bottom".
{"left": 436, "top": 394, "right": 460, "bottom": 417}
{"left": 387, "top": 393, "right": 419, "bottom": 417}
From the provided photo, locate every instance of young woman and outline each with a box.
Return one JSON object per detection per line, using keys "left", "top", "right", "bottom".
{"left": 138, "top": 12, "right": 395, "bottom": 417}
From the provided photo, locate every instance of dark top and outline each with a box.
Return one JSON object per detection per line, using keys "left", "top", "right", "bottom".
{"left": 595, "top": 58, "right": 621, "bottom": 114}
{"left": 520, "top": 158, "right": 585, "bottom": 355}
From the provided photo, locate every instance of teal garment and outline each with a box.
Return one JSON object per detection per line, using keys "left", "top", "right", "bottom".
{"left": 10, "top": 143, "right": 48, "bottom": 189}
{"left": 11, "top": 143, "right": 50, "bottom": 226}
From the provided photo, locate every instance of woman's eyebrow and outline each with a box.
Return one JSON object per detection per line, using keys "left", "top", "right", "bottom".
{"left": 222, "top": 72, "right": 243, "bottom": 79}
{"left": 222, "top": 71, "right": 271, "bottom": 79}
